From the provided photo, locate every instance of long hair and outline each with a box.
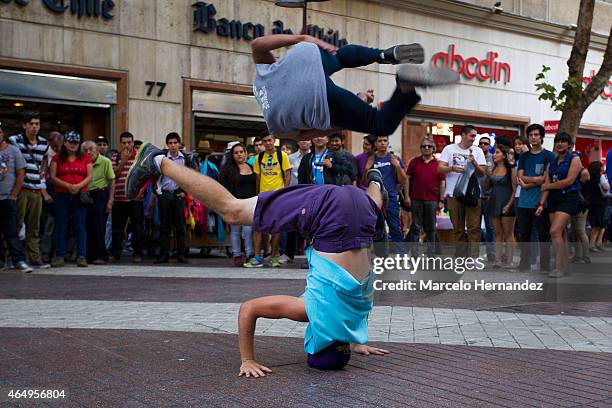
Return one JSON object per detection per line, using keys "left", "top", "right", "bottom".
{"left": 493, "top": 144, "right": 512, "bottom": 180}
{"left": 58, "top": 141, "right": 84, "bottom": 164}
{"left": 219, "top": 143, "right": 247, "bottom": 192}
{"left": 588, "top": 161, "right": 602, "bottom": 182}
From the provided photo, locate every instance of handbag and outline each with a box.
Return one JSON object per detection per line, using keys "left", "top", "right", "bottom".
{"left": 453, "top": 161, "right": 481, "bottom": 207}
{"left": 79, "top": 191, "right": 94, "bottom": 205}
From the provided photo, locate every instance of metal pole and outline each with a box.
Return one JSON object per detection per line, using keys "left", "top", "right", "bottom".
{"left": 302, "top": 1, "right": 308, "bottom": 34}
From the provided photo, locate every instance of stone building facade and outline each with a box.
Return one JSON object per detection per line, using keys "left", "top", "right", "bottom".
{"left": 0, "top": 0, "right": 610, "bottom": 162}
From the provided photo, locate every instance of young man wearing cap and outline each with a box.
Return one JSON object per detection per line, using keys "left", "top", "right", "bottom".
{"left": 126, "top": 142, "right": 390, "bottom": 377}
{"left": 95, "top": 135, "right": 111, "bottom": 158}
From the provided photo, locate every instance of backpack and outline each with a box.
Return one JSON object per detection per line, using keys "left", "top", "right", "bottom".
{"left": 258, "top": 148, "right": 285, "bottom": 182}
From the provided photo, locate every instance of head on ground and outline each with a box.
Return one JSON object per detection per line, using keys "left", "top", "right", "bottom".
{"left": 307, "top": 341, "right": 351, "bottom": 370}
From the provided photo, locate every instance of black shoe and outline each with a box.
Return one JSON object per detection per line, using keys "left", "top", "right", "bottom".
{"left": 154, "top": 256, "right": 169, "bottom": 264}
{"left": 396, "top": 64, "right": 460, "bottom": 90}
{"left": 366, "top": 168, "right": 388, "bottom": 206}
{"left": 126, "top": 142, "right": 164, "bottom": 200}
{"left": 383, "top": 43, "right": 425, "bottom": 64}
{"left": 177, "top": 257, "right": 188, "bottom": 264}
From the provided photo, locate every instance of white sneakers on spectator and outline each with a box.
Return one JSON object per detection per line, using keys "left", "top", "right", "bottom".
{"left": 15, "top": 261, "right": 33, "bottom": 273}
{"left": 278, "top": 254, "right": 291, "bottom": 264}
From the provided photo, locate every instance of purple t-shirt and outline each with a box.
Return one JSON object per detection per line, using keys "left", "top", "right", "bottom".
{"left": 355, "top": 152, "right": 369, "bottom": 190}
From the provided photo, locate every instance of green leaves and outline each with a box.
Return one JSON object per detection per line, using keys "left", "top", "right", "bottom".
{"left": 534, "top": 65, "right": 583, "bottom": 112}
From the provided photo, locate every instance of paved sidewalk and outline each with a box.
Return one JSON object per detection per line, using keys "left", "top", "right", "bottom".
{"left": 2, "top": 328, "right": 611, "bottom": 408}
{"left": 2, "top": 299, "right": 611, "bottom": 352}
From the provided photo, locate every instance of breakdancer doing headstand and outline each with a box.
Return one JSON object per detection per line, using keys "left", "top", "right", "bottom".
{"left": 126, "top": 142, "right": 392, "bottom": 378}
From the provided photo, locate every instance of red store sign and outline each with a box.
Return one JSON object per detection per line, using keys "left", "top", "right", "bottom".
{"left": 432, "top": 44, "right": 511, "bottom": 84}
{"left": 544, "top": 120, "right": 559, "bottom": 134}
{"left": 583, "top": 70, "right": 612, "bottom": 101}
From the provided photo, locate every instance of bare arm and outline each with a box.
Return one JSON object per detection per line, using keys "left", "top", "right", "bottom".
{"left": 504, "top": 168, "right": 517, "bottom": 211}
{"left": 438, "top": 161, "right": 452, "bottom": 174}
{"left": 535, "top": 166, "right": 551, "bottom": 216}
{"left": 251, "top": 34, "right": 338, "bottom": 64}
{"left": 10, "top": 168, "right": 25, "bottom": 199}
{"left": 238, "top": 295, "right": 308, "bottom": 378}
{"left": 283, "top": 169, "right": 291, "bottom": 188}
{"left": 543, "top": 156, "right": 582, "bottom": 190}
{"left": 251, "top": 34, "right": 306, "bottom": 64}
{"left": 106, "top": 179, "right": 116, "bottom": 213}
{"left": 76, "top": 163, "right": 93, "bottom": 191}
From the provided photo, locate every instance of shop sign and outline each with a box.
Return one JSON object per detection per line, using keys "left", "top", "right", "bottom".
{"left": 192, "top": 2, "right": 348, "bottom": 47}
{"left": 432, "top": 44, "right": 511, "bottom": 84}
{"left": 583, "top": 70, "right": 612, "bottom": 101}
{"left": 544, "top": 120, "right": 559, "bottom": 134}
{"left": 0, "top": 0, "right": 115, "bottom": 20}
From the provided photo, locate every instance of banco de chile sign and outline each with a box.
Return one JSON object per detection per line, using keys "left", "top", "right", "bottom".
{"left": 1, "top": 0, "right": 115, "bottom": 20}
{"left": 193, "top": 2, "right": 348, "bottom": 47}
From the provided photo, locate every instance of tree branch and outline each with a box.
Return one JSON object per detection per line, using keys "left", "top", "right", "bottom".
{"left": 581, "top": 24, "right": 612, "bottom": 112}
{"left": 567, "top": 0, "right": 595, "bottom": 80}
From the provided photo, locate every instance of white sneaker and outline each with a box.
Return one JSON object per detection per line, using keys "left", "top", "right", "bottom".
{"left": 15, "top": 261, "right": 33, "bottom": 273}
{"left": 278, "top": 254, "right": 291, "bottom": 264}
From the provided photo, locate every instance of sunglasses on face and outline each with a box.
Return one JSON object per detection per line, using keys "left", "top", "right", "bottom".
{"left": 420, "top": 145, "right": 434, "bottom": 149}
{"left": 67, "top": 140, "right": 79, "bottom": 144}
{"left": 479, "top": 142, "right": 490, "bottom": 146}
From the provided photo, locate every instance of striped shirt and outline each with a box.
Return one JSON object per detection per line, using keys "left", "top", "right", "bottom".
{"left": 8, "top": 134, "right": 49, "bottom": 190}
{"left": 111, "top": 149, "right": 136, "bottom": 201}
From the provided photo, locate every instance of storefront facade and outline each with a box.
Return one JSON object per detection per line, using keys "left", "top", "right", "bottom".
{"left": 1, "top": 0, "right": 610, "bottom": 162}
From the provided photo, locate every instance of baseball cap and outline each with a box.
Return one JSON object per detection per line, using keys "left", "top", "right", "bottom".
{"left": 226, "top": 141, "right": 240, "bottom": 150}
{"left": 95, "top": 135, "right": 109, "bottom": 144}
{"left": 307, "top": 341, "right": 351, "bottom": 370}
{"left": 64, "top": 131, "right": 81, "bottom": 143}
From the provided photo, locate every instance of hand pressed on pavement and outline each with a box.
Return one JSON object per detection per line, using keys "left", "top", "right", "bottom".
{"left": 239, "top": 360, "right": 272, "bottom": 378}
{"left": 351, "top": 344, "right": 390, "bottom": 355}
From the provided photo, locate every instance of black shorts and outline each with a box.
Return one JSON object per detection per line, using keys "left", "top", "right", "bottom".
{"left": 588, "top": 205, "right": 606, "bottom": 228}
{"left": 547, "top": 191, "right": 579, "bottom": 216}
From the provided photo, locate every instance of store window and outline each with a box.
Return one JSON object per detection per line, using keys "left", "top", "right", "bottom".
{"left": 0, "top": 69, "right": 116, "bottom": 141}
{"left": 403, "top": 118, "right": 519, "bottom": 164}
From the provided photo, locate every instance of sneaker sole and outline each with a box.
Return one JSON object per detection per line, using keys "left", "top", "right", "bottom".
{"left": 394, "top": 44, "right": 425, "bottom": 64}
{"left": 366, "top": 168, "right": 388, "bottom": 204}
{"left": 397, "top": 64, "right": 460, "bottom": 87}
{"left": 126, "top": 143, "right": 160, "bottom": 200}
{"left": 244, "top": 264, "right": 263, "bottom": 268}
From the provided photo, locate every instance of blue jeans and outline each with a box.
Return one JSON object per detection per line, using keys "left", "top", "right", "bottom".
{"left": 319, "top": 46, "right": 421, "bottom": 135}
{"left": 386, "top": 195, "right": 404, "bottom": 253}
{"left": 230, "top": 224, "right": 254, "bottom": 258}
{"left": 54, "top": 193, "right": 88, "bottom": 258}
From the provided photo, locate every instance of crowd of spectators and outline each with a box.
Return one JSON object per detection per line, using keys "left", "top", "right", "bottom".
{"left": 1, "top": 112, "right": 611, "bottom": 276}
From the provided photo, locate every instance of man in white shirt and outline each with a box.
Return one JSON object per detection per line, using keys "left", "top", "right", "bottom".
{"left": 438, "top": 125, "right": 486, "bottom": 258}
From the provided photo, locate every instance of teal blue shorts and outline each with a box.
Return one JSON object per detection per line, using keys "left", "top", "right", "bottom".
{"left": 303, "top": 247, "right": 374, "bottom": 354}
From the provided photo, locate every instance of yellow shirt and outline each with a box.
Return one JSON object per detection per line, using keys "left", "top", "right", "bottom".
{"left": 253, "top": 150, "right": 291, "bottom": 193}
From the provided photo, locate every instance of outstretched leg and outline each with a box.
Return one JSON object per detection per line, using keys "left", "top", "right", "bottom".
{"left": 127, "top": 145, "right": 257, "bottom": 227}
{"left": 160, "top": 158, "right": 257, "bottom": 226}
